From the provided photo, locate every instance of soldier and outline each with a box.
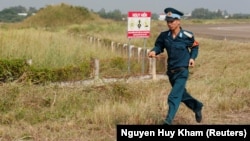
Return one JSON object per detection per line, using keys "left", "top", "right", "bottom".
{"left": 148, "top": 7, "right": 203, "bottom": 125}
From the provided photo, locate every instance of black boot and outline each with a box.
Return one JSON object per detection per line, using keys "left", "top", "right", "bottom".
{"left": 195, "top": 106, "right": 203, "bottom": 123}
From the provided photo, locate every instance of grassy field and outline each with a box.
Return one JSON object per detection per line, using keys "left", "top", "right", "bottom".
{"left": 0, "top": 3, "right": 250, "bottom": 141}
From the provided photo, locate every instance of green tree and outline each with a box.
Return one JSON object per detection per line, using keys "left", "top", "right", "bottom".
{"left": 0, "top": 6, "right": 26, "bottom": 22}
{"left": 191, "top": 8, "right": 211, "bottom": 19}
{"left": 97, "top": 8, "right": 123, "bottom": 21}
{"left": 151, "top": 13, "right": 159, "bottom": 20}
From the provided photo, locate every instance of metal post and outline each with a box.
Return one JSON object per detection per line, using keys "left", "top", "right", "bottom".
{"left": 142, "top": 38, "right": 146, "bottom": 74}
{"left": 94, "top": 59, "right": 99, "bottom": 80}
{"left": 152, "top": 58, "right": 156, "bottom": 80}
{"left": 128, "top": 39, "right": 131, "bottom": 74}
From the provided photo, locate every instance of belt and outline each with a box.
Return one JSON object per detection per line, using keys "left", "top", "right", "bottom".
{"left": 169, "top": 67, "right": 187, "bottom": 73}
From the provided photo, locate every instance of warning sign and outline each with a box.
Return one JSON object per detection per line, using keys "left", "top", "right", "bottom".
{"left": 127, "top": 11, "right": 151, "bottom": 38}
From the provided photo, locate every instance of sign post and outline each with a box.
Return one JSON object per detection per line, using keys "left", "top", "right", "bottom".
{"left": 127, "top": 11, "right": 151, "bottom": 74}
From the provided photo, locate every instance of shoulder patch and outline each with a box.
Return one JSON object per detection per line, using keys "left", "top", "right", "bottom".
{"left": 192, "top": 40, "right": 199, "bottom": 47}
{"left": 183, "top": 31, "right": 193, "bottom": 38}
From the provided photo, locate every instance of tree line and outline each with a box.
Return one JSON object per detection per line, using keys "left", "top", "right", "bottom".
{"left": 97, "top": 8, "right": 250, "bottom": 20}
{"left": 0, "top": 6, "right": 37, "bottom": 22}
{"left": 0, "top": 6, "right": 250, "bottom": 23}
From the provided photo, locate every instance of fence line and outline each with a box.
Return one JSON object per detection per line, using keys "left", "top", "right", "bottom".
{"left": 91, "top": 57, "right": 158, "bottom": 80}
{"left": 86, "top": 35, "right": 167, "bottom": 80}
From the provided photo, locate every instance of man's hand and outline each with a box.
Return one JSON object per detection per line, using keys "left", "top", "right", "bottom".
{"left": 189, "top": 59, "right": 195, "bottom": 67}
{"left": 148, "top": 51, "right": 156, "bottom": 58}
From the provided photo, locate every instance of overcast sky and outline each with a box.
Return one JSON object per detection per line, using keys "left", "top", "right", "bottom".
{"left": 0, "top": 0, "right": 249, "bottom": 14}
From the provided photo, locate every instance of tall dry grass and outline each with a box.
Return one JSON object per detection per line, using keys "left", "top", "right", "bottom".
{"left": 0, "top": 37, "right": 249, "bottom": 140}
{"left": 0, "top": 28, "right": 120, "bottom": 69}
{"left": 0, "top": 4, "right": 250, "bottom": 140}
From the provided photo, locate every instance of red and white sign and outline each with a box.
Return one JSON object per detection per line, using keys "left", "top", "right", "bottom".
{"left": 127, "top": 11, "right": 151, "bottom": 38}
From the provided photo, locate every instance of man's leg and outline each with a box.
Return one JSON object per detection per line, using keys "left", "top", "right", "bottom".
{"left": 164, "top": 70, "right": 188, "bottom": 124}
{"left": 182, "top": 90, "right": 203, "bottom": 122}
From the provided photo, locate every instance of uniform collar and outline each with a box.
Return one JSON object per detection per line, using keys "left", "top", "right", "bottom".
{"left": 168, "top": 28, "right": 184, "bottom": 38}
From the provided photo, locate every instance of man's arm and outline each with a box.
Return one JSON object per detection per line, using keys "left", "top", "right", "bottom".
{"left": 189, "top": 40, "right": 199, "bottom": 67}
{"left": 149, "top": 32, "right": 166, "bottom": 57}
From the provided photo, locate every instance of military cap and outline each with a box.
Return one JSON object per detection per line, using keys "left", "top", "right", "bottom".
{"left": 164, "top": 7, "right": 184, "bottom": 21}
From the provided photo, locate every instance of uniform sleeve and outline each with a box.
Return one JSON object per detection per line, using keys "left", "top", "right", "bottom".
{"left": 184, "top": 30, "right": 199, "bottom": 60}
{"left": 190, "top": 40, "right": 199, "bottom": 59}
{"left": 151, "top": 32, "right": 165, "bottom": 55}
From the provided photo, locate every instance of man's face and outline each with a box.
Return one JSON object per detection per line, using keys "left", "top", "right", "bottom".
{"left": 166, "top": 19, "right": 180, "bottom": 30}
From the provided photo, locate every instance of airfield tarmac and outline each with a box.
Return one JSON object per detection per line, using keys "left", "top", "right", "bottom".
{"left": 183, "top": 23, "right": 250, "bottom": 42}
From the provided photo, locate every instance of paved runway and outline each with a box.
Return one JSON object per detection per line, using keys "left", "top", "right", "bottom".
{"left": 183, "top": 23, "right": 250, "bottom": 42}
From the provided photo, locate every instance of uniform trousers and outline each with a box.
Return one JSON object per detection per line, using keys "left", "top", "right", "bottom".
{"left": 164, "top": 68, "right": 203, "bottom": 124}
